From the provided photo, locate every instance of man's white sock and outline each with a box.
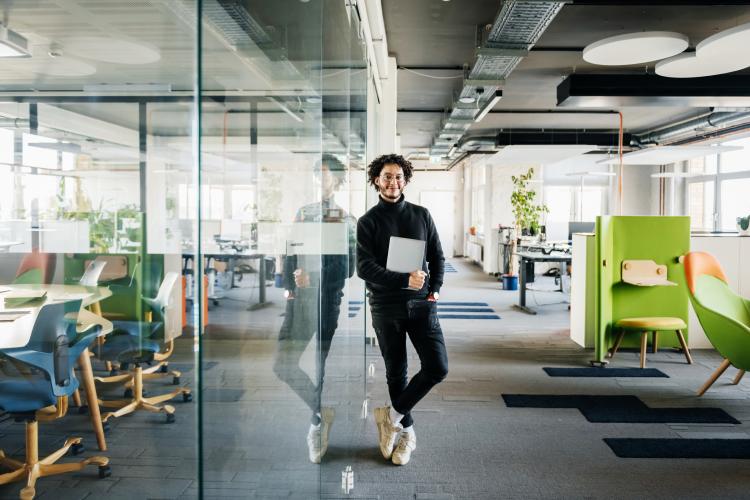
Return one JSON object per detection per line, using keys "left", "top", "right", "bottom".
{"left": 402, "top": 425, "right": 415, "bottom": 437}
{"left": 390, "top": 407, "right": 404, "bottom": 427}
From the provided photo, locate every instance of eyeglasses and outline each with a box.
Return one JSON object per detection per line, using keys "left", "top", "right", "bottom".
{"left": 379, "top": 174, "right": 405, "bottom": 184}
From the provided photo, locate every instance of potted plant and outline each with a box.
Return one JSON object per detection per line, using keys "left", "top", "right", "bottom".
{"left": 504, "top": 168, "right": 548, "bottom": 289}
{"left": 737, "top": 215, "right": 750, "bottom": 236}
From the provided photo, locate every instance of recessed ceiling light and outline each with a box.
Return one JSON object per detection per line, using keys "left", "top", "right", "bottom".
{"left": 459, "top": 96, "right": 475, "bottom": 104}
{"left": 583, "top": 31, "right": 689, "bottom": 66}
{"left": 306, "top": 96, "right": 322, "bottom": 104}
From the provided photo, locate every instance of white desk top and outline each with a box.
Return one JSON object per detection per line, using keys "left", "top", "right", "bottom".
{"left": 0, "top": 284, "right": 112, "bottom": 349}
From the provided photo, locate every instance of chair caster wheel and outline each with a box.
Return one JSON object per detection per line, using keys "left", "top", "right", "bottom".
{"left": 183, "top": 393, "right": 193, "bottom": 403}
{"left": 172, "top": 376, "right": 180, "bottom": 385}
{"left": 166, "top": 413, "right": 176, "bottom": 424}
{"left": 590, "top": 360, "right": 609, "bottom": 368}
{"left": 78, "top": 405, "right": 88, "bottom": 415}
{"left": 70, "top": 443, "right": 85, "bottom": 456}
{"left": 123, "top": 388, "right": 133, "bottom": 399}
{"left": 160, "top": 364, "right": 168, "bottom": 373}
{"left": 98, "top": 465, "right": 112, "bottom": 479}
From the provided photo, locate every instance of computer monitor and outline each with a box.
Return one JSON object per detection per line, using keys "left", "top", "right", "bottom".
{"left": 568, "top": 221, "right": 595, "bottom": 241}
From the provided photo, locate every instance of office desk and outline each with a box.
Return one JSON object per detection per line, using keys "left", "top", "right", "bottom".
{"left": 0, "top": 284, "right": 113, "bottom": 451}
{"left": 184, "top": 252, "right": 271, "bottom": 310}
{"left": 0, "top": 241, "right": 22, "bottom": 253}
{"left": 513, "top": 251, "right": 572, "bottom": 315}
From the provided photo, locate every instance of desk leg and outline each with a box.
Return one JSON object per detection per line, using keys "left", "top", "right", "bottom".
{"left": 513, "top": 257, "right": 537, "bottom": 315}
{"left": 78, "top": 348, "right": 106, "bottom": 451}
{"left": 247, "top": 254, "right": 271, "bottom": 311}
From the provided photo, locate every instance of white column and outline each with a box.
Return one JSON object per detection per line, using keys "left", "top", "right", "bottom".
{"left": 377, "top": 56, "right": 398, "bottom": 155}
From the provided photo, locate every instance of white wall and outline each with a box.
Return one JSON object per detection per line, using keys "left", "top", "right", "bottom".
{"left": 405, "top": 170, "right": 462, "bottom": 257}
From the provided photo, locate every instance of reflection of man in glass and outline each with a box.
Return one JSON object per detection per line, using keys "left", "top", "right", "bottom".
{"left": 273, "top": 154, "right": 356, "bottom": 463}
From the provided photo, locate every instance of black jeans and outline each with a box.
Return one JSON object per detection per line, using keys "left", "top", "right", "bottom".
{"left": 273, "top": 287, "right": 342, "bottom": 422}
{"left": 371, "top": 301, "right": 449, "bottom": 428}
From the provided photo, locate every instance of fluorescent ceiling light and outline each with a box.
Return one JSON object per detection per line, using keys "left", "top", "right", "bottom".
{"left": 657, "top": 22, "right": 750, "bottom": 78}
{"left": 474, "top": 90, "right": 502, "bottom": 123}
{"left": 0, "top": 24, "right": 30, "bottom": 58}
{"left": 489, "top": 145, "right": 597, "bottom": 167}
{"left": 583, "top": 31, "right": 688, "bottom": 66}
{"left": 83, "top": 83, "right": 171, "bottom": 93}
{"left": 597, "top": 145, "right": 742, "bottom": 165}
{"left": 565, "top": 171, "right": 616, "bottom": 177}
{"left": 651, "top": 172, "right": 699, "bottom": 178}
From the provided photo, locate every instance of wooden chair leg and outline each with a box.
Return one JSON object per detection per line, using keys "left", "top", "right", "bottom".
{"left": 675, "top": 330, "right": 693, "bottom": 364}
{"left": 651, "top": 331, "right": 658, "bottom": 353}
{"left": 732, "top": 369, "right": 745, "bottom": 385}
{"left": 72, "top": 389, "right": 82, "bottom": 408}
{"left": 697, "top": 358, "right": 732, "bottom": 396}
{"left": 639, "top": 331, "right": 648, "bottom": 369}
{"left": 609, "top": 330, "right": 626, "bottom": 359}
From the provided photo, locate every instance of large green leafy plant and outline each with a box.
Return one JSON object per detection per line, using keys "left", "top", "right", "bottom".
{"left": 510, "top": 167, "right": 548, "bottom": 235}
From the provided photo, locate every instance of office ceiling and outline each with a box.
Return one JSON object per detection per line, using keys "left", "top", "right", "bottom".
{"left": 384, "top": 0, "right": 750, "bottom": 164}
{"left": 1, "top": 1, "right": 749, "bottom": 171}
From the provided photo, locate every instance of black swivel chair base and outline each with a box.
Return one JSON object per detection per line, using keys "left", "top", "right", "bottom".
{"left": 0, "top": 402, "right": 110, "bottom": 500}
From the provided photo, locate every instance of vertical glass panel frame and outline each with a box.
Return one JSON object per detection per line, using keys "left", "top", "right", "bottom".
{"left": 198, "top": 1, "right": 366, "bottom": 498}
{"left": 0, "top": 2, "right": 200, "bottom": 499}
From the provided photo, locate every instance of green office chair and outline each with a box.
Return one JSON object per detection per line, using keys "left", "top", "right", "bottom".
{"left": 683, "top": 251, "right": 750, "bottom": 395}
{"left": 0, "top": 300, "right": 110, "bottom": 500}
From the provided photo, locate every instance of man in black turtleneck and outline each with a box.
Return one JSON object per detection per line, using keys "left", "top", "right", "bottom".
{"left": 357, "top": 153, "right": 448, "bottom": 466}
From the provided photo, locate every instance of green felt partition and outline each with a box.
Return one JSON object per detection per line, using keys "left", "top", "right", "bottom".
{"left": 594, "top": 216, "right": 690, "bottom": 363}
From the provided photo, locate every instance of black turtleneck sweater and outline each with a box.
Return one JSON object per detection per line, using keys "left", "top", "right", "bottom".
{"left": 356, "top": 194, "right": 444, "bottom": 305}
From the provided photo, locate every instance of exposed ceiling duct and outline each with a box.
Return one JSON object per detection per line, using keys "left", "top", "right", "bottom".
{"left": 432, "top": 0, "right": 565, "bottom": 159}
{"left": 632, "top": 110, "right": 750, "bottom": 146}
{"left": 557, "top": 74, "right": 750, "bottom": 107}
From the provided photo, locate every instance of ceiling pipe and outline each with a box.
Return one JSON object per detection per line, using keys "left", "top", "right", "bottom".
{"left": 0, "top": 117, "right": 29, "bottom": 128}
{"left": 632, "top": 111, "right": 750, "bottom": 147}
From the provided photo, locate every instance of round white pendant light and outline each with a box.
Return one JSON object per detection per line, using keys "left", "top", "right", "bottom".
{"left": 21, "top": 57, "right": 96, "bottom": 77}
{"left": 583, "top": 31, "right": 689, "bottom": 66}
{"left": 656, "top": 52, "right": 729, "bottom": 78}
{"left": 61, "top": 37, "right": 161, "bottom": 65}
{"left": 656, "top": 22, "right": 750, "bottom": 78}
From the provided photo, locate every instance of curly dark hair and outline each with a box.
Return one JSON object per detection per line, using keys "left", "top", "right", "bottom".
{"left": 367, "top": 154, "right": 413, "bottom": 191}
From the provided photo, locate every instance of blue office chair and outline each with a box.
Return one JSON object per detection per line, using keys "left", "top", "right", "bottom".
{"left": 0, "top": 300, "right": 110, "bottom": 500}
{"left": 95, "top": 272, "right": 191, "bottom": 424}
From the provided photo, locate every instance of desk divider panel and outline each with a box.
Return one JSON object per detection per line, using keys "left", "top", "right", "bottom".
{"left": 594, "top": 216, "right": 690, "bottom": 363}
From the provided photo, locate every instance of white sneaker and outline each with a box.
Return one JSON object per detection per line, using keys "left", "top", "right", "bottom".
{"left": 391, "top": 430, "right": 416, "bottom": 465}
{"left": 374, "top": 406, "right": 401, "bottom": 460}
{"left": 307, "top": 407, "right": 335, "bottom": 463}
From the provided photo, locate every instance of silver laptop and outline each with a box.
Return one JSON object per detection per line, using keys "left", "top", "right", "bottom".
{"left": 386, "top": 237, "right": 426, "bottom": 289}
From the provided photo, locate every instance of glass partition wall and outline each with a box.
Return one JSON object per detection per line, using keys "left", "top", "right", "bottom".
{"left": 0, "top": 1, "right": 366, "bottom": 499}
{"left": 0, "top": 1, "right": 202, "bottom": 499}
{"left": 198, "top": 1, "right": 367, "bottom": 497}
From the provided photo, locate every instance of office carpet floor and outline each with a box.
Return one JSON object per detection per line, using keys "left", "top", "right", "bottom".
{"left": 2, "top": 258, "right": 750, "bottom": 499}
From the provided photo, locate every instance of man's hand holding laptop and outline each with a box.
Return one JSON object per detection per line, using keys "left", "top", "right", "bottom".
{"left": 408, "top": 270, "right": 426, "bottom": 290}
